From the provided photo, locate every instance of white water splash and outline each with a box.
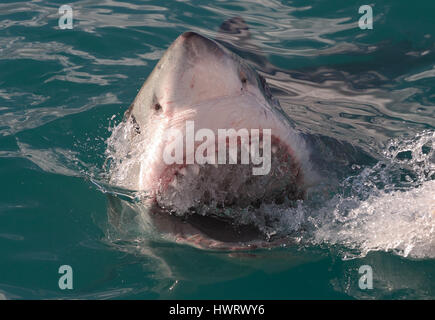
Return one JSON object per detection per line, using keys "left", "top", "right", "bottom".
{"left": 315, "top": 180, "right": 435, "bottom": 258}
{"left": 312, "top": 130, "right": 435, "bottom": 259}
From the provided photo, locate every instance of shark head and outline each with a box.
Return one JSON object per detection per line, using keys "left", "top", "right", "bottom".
{"left": 108, "top": 31, "right": 313, "bottom": 216}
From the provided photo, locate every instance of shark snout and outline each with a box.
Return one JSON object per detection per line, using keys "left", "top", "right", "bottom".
{"left": 175, "top": 31, "right": 225, "bottom": 60}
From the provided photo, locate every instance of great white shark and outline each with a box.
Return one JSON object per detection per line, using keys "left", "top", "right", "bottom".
{"left": 106, "top": 19, "right": 372, "bottom": 250}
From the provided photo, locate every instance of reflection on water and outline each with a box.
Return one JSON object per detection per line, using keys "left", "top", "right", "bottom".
{"left": 0, "top": 0, "right": 434, "bottom": 299}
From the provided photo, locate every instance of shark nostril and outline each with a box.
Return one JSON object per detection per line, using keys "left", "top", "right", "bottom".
{"left": 240, "top": 77, "right": 247, "bottom": 91}
{"left": 240, "top": 70, "right": 248, "bottom": 87}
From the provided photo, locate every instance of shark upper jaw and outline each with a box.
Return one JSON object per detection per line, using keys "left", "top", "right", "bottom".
{"left": 155, "top": 132, "right": 305, "bottom": 214}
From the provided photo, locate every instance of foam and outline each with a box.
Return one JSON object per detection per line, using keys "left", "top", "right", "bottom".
{"left": 312, "top": 130, "right": 435, "bottom": 259}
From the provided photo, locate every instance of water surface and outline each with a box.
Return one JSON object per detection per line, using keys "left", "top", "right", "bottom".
{"left": 0, "top": 0, "right": 434, "bottom": 299}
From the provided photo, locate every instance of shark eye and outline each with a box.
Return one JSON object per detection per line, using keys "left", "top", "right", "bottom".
{"left": 153, "top": 103, "right": 162, "bottom": 111}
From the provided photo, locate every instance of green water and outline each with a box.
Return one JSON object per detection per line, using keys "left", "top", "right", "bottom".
{"left": 0, "top": 0, "right": 434, "bottom": 299}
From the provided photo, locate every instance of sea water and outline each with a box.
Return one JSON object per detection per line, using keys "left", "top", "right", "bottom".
{"left": 0, "top": 0, "right": 434, "bottom": 299}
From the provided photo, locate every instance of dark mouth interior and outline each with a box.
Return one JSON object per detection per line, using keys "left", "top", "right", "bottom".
{"left": 179, "top": 213, "right": 265, "bottom": 243}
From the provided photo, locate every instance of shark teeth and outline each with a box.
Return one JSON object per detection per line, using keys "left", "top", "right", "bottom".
{"left": 191, "top": 164, "right": 200, "bottom": 175}
{"left": 169, "top": 175, "right": 178, "bottom": 188}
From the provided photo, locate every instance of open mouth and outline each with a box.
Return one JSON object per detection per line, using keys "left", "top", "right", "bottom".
{"left": 154, "top": 134, "right": 304, "bottom": 218}
{"left": 148, "top": 199, "right": 300, "bottom": 250}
